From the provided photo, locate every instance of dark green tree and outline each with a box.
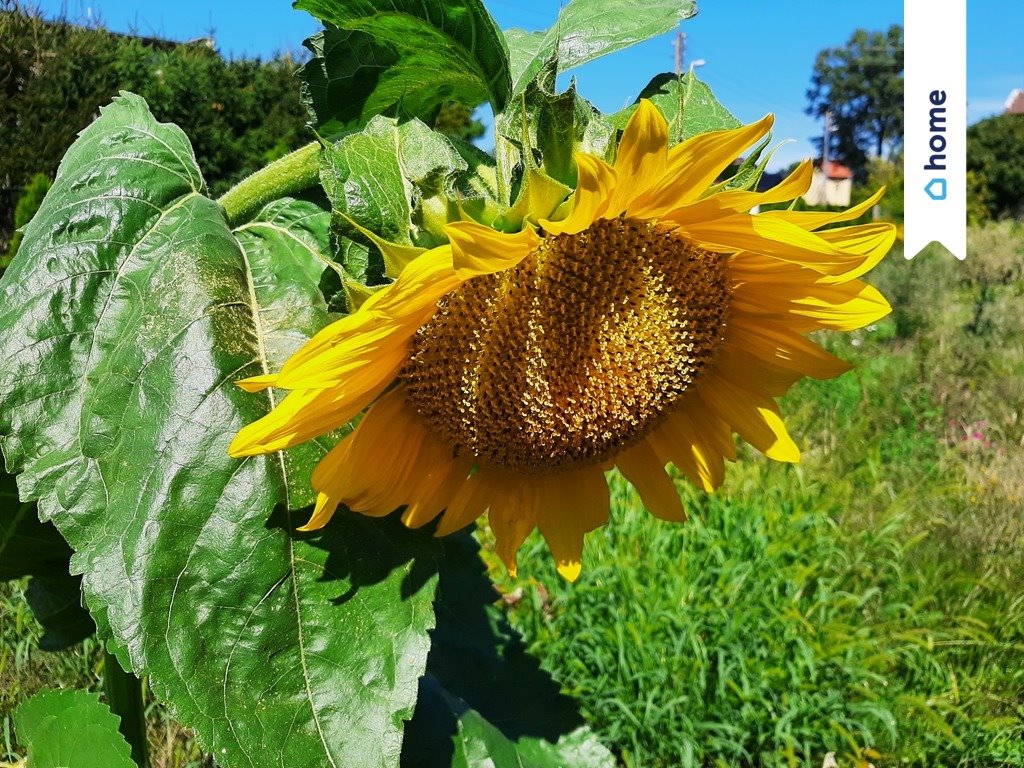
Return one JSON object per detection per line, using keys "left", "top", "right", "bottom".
{"left": 1, "top": 1, "right": 311, "bottom": 245}
{"left": 3, "top": 172, "right": 51, "bottom": 266}
{"left": 0, "top": 10, "right": 122, "bottom": 186}
{"left": 967, "top": 113, "right": 1024, "bottom": 220}
{"left": 432, "top": 101, "right": 486, "bottom": 143}
{"left": 806, "top": 25, "right": 904, "bottom": 175}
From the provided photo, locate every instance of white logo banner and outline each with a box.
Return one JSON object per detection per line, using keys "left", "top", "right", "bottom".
{"left": 904, "top": 0, "right": 967, "bottom": 260}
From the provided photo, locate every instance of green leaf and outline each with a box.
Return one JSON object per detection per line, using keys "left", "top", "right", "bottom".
{"left": 402, "top": 533, "right": 614, "bottom": 767}
{"left": 297, "top": 0, "right": 510, "bottom": 133}
{"left": 2, "top": 469, "right": 94, "bottom": 649}
{"left": 503, "top": 29, "right": 547, "bottom": 97}
{"left": 505, "top": 0, "right": 697, "bottom": 96}
{"left": 716, "top": 134, "right": 775, "bottom": 192}
{"left": 613, "top": 72, "right": 742, "bottom": 144}
{"left": 0, "top": 470, "right": 72, "bottom": 580}
{"left": 497, "top": 81, "right": 615, "bottom": 197}
{"left": 0, "top": 92, "right": 440, "bottom": 768}
{"left": 14, "top": 689, "right": 136, "bottom": 768}
{"left": 320, "top": 116, "right": 467, "bottom": 272}
{"left": 534, "top": 84, "right": 616, "bottom": 184}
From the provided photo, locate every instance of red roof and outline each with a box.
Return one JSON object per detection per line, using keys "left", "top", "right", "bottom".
{"left": 819, "top": 160, "right": 853, "bottom": 180}
{"left": 1006, "top": 89, "right": 1024, "bottom": 114}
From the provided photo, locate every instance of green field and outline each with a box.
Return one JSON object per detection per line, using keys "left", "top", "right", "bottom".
{"left": 3, "top": 225, "right": 1023, "bottom": 767}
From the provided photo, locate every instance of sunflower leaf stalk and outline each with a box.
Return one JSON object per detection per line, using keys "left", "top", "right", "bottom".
{"left": 218, "top": 141, "right": 321, "bottom": 227}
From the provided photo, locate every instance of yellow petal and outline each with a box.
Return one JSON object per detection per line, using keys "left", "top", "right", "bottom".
{"left": 435, "top": 470, "right": 492, "bottom": 537}
{"left": 712, "top": 344, "right": 804, "bottom": 397}
{"left": 725, "top": 221, "right": 894, "bottom": 284}
{"left": 630, "top": 115, "right": 774, "bottom": 217}
{"left": 698, "top": 375, "right": 801, "bottom": 462}
{"left": 361, "top": 247, "right": 461, "bottom": 322}
{"left": 298, "top": 439, "right": 353, "bottom": 531}
{"left": 236, "top": 373, "right": 278, "bottom": 393}
{"left": 734, "top": 276, "right": 892, "bottom": 331}
{"left": 812, "top": 223, "right": 897, "bottom": 282}
{"left": 401, "top": 456, "right": 473, "bottom": 529}
{"left": 535, "top": 468, "right": 609, "bottom": 582}
{"left": 445, "top": 220, "right": 539, "bottom": 279}
{"left": 649, "top": 408, "right": 730, "bottom": 492}
{"left": 761, "top": 186, "right": 886, "bottom": 231}
{"left": 275, "top": 326, "right": 409, "bottom": 391}
{"left": 273, "top": 248, "right": 459, "bottom": 389}
{"left": 323, "top": 387, "right": 458, "bottom": 518}
{"left": 488, "top": 475, "right": 538, "bottom": 577}
{"left": 727, "top": 316, "right": 852, "bottom": 380}
{"left": 661, "top": 160, "right": 813, "bottom": 224}
{"left": 605, "top": 99, "right": 669, "bottom": 217}
{"left": 228, "top": 376, "right": 390, "bottom": 457}
{"left": 615, "top": 440, "right": 686, "bottom": 522}
{"left": 540, "top": 152, "right": 617, "bottom": 235}
{"left": 300, "top": 491, "right": 342, "bottom": 532}
{"left": 299, "top": 386, "right": 465, "bottom": 529}
{"left": 675, "top": 212, "right": 850, "bottom": 266}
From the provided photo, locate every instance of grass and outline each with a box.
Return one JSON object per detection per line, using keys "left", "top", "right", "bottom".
{"left": 3, "top": 225, "right": 1023, "bottom": 767}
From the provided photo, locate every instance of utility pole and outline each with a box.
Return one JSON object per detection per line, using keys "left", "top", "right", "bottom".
{"left": 674, "top": 31, "right": 684, "bottom": 75}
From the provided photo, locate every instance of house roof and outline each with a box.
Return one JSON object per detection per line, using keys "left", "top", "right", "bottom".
{"left": 1006, "top": 89, "right": 1024, "bottom": 114}
{"left": 817, "top": 160, "right": 853, "bottom": 180}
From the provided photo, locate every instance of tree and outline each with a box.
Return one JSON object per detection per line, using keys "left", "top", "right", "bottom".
{"left": 806, "top": 25, "right": 904, "bottom": 175}
{"left": 3, "top": 172, "right": 51, "bottom": 267}
{"left": 967, "top": 114, "right": 1024, "bottom": 220}
{"left": 432, "top": 100, "right": 486, "bottom": 143}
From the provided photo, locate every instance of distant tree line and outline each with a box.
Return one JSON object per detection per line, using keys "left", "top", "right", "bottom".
{"left": 967, "top": 114, "right": 1024, "bottom": 220}
{"left": 0, "top": 3, "right": 484, "bottom": 253}
{"left": 807, "top": 24, "right": 1024, "bottom": 220}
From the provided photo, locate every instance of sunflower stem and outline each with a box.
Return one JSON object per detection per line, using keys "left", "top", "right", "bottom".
{"left": 103, "top": 648, "right": 149, "bottom": 767}
{"left": 218, "top": 141, "right": 321, "bottom": 227}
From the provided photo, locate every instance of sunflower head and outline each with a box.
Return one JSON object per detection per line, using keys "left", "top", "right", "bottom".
{"left": 229, "top": 100, "right": 894, "bottom": 581}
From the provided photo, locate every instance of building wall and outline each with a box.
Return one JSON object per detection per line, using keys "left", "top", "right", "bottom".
{"left": 802, "top": 171, "right": 852, "bottom": 207}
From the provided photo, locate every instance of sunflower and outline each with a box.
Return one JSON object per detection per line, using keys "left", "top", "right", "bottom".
{"left": 229, "top": 100, "right": 894, "bottom": 581}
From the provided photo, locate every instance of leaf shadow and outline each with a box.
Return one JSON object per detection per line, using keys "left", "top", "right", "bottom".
{"left": 402, "top": 529, "right": 587, "bottom": 766}
{"left": 265, "top": 505, "right": 441, "bottom": 605}
{"left": 266, "top": 507, "right": 590, "bottom": 766}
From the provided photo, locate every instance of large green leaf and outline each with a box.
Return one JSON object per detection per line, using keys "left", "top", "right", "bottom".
{"left": 297, "top": 0, "right": 510, "bottom": 133}
{"left": 504, "top": 0, "right": 698, "bottom": 96}
{"left": 613, "top": 72, "right": 742, "bottom": 143}
{"left": 2, "top": 470, "right": 94, "bottom": 649}
{"left": 14, "top": 689, "right": 136, "bottom": 768}
{"left": 402, "top": 533, "right": 614, "bottom": 767}
{"left": 0, "top": 92, "right": 441, "bottom": 768}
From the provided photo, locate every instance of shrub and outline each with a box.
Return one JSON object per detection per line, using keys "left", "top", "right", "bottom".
{"left": 2, "top": 173, "right": 51, "bottom": 267}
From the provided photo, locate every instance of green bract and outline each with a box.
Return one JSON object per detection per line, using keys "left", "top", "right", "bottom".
{"left": 0, "top": 1, "right": 761, "bottom": 765}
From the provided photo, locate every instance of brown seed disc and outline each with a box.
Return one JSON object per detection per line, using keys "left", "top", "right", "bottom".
{"left": 402, "top": 217, "right": 731, "bottom": 473}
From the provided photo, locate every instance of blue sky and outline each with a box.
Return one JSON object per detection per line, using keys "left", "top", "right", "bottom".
{"left": 36, "top": 1, "right": 1024, "bottom": 171}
